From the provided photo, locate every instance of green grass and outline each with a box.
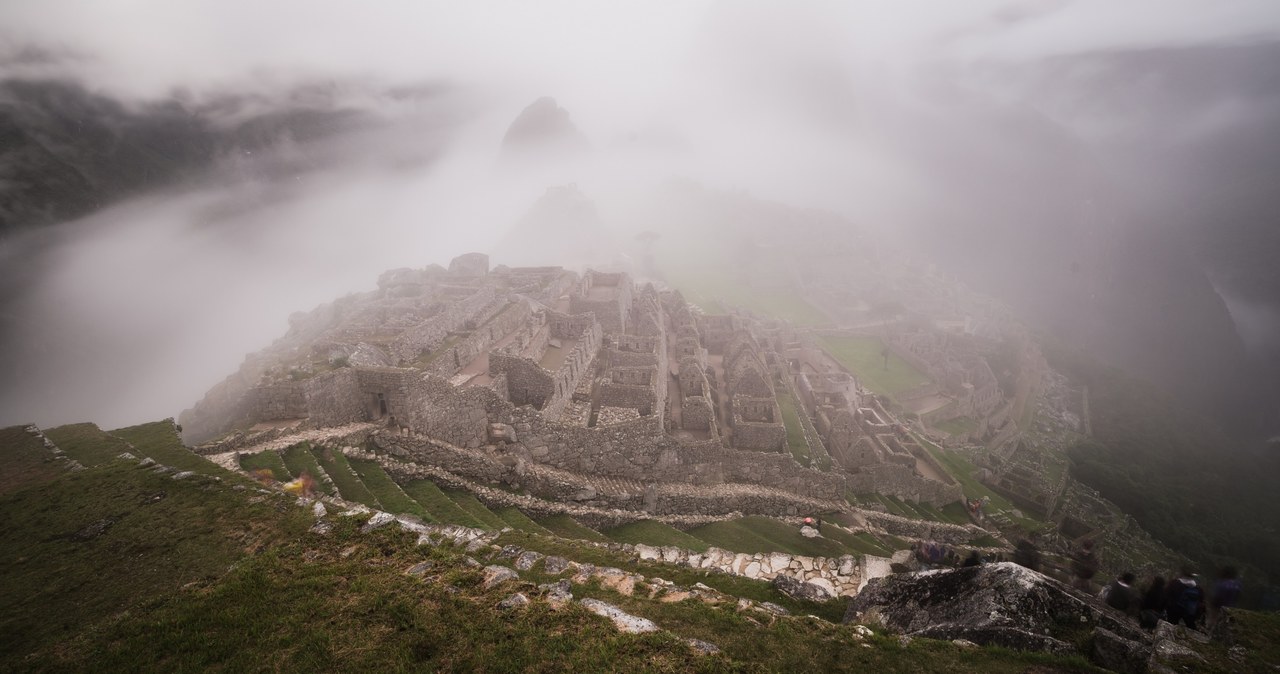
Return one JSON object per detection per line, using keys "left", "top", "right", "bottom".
{"left": 537, "top": 514, "right": 610, "bottom": 542}
{"left": 820, "top": 524, "right": 896, "bottom": 556}
{"left": 819, "top": 336, "right": 931, "bottom": 398}
{"left": 110, "top": 420, "right": 246, "bottom": 481}
{"left": 44, "top": 423, "right": 133, "bottom": 467}
{"left": 0, "top": 461, "right": 312, "bottom": 667}
{"left": 0, "top": 417, "right": 1174, "bottom": 673}
{"left": 934, "top": 416, "right": 977, "bottom": 437}
{"left": 238, "top": 450, "right": 293, "bottom": 482}
{"left": 495, "top": 506, "right": 555, "bottom": 535}
{"left": 776, "top": 391, "right": 813, "bottom": 467}
{"left": 401, "top": 479, "right": 486, "bottom": 527}
{"left": 660, "top": 266, "right": 829, "bottom": 326}
{"left": 0, "top": 425, "right": 67, "bottom": 496}
{"left": 443, "top": 489, "right": 507, "bottom": 529}
{"left": 602, "top": 520, "right": 712, "bottom": 552}
{"left": 279, "top": 443, "right": 335, "bottom": 496}
{"left": 347, "top": 457, "right": 432, "bottom": 521}
{"left": 310, "top": 447, "right": 380, "bottom": 508}
{"left": 688, "top": 516, "right": 852, "bottom": 558}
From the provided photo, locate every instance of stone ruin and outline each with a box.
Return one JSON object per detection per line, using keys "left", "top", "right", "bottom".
{"left": 181, "top": 253, "right": 965, "bottom": 523}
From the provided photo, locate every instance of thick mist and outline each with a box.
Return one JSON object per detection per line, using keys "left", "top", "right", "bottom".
{"left": 2, "top": 1, "right": 1279, "bottom": 432}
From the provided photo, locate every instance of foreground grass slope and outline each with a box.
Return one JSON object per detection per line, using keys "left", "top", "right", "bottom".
{"left": 2, "top": 422, "right": 1274, "bottom": 672}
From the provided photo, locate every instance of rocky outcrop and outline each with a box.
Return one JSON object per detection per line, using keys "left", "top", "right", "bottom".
{"left": 844, "top": 563, "right": 1144, "bottom": 654}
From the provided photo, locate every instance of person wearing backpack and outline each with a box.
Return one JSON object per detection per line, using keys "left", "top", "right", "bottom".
{"left": 1166, "top": 567, "right": 1204, "bottom": 629}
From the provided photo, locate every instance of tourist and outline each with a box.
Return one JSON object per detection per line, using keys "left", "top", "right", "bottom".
{"left": 1012, "top": 538, "right": 1041, "bottom": 572}
{"left": 1070, "top": 539, "right": 1100, "bottom": 592}
{"left": 1139, "top": 576, "right": 1168, "bottom": 629}
{"left": 1102, "top": 572, "right": 1139, "bottom": 616}
{"left": 1165, "top": 567, "right": 1204, "bottom": 629}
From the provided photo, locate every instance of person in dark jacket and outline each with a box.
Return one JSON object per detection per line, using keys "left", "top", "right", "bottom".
{"left": 1166, "top": 567, "right": 1204, "bottom": 629}
{"left": 1104, "top": 572, "right": 1139, "bottom": 616}
{"left": 1140, "top": 576, "right": 1168, "bottom": 629}
{"left": 1208, "top": 566, "right": 1243, "bottom": 632}
{"left": 1012, "top": 539, "right": 1041, "bottom": 572}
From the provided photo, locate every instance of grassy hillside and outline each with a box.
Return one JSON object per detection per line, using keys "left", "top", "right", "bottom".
{"left": 4, "top": 423, "right": 1276, "bottom": 671}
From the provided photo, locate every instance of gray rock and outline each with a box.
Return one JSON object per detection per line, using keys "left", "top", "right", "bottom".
{"left": 539, "top": 579, "right": 573, "bottom": 607}
{"left": 497, "top": 544, "right": 523, "bottom": 559}
{"left": 312, "top": 501, "right": 327, "bottom": 518}
{"left": 1091, "top": 627, "right": 1153, "bottom": 674}
{"left": 310, "top": 520, "right": 333, "bottom": 536}
{"left": 686, "top": 638, "right": 721, "bottom": 655}
{"left": 405, "top": 561, "right": 435, "bottom": 576}
{"left": 844, "top": 562, "right": 1141, "bottom": 656}
{"left": 579, "top": 598, "right": 659, "bottom": 634}
{"left": 799, "top": 525, "right": 819, "bottom": 538}
{"left": 360, "top": 512, "right": 396, "bottom": 533}
{"left": 514, "top": 550, "right": 544, "bottom": 571}
{"left": 171, "top": 470, "right": 195, "bottom": 480}
{"left": 465, "top": 538, "right": 489, "bottom": 554}
{"left": 117, "top": 452, "right": 137, "bottom": 461}
{"left": 498, "top": 592, "right": 530, "bottom": 610}
{"left": 758, "top": 602, "right": 791, "bottom": 616}
{"left": 543, "top": 555, "right": 571, "bottom": 575}
{"left": 772, "top": 574, "right": 835, "bottom": 602}
{"left": 483, "top": 565, "right": 519, "bottom": 589}
{"left": 138, "top": 457, "right": 156, "bottom": 468}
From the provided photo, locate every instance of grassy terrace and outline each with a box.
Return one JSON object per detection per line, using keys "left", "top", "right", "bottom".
{"left": 445, "top": 489, "right": 508, "bottom": 529}
{"left": 279, "top": 443, "right": 335, "bottom": 496}
{"left": 402, "top": 479, "right": 487, "bottom": 527}
{"left": 238, "top": 451, "right": 293, "bottom": 482}
{"left": 44, "top": 423, "right": 133, "bottom": 467}
{"left": 348, "top": 457, "right": 432, "bottom": 521}
{"left": 934, "top": 416, "right": 978, "bottom": 437}
{"left": 602, "top": 520, "right": 712, "bottom": 552}
{"left": 537, "top": 514, "right": 610, "bottom": 542}
{"left": 819, "top": 336, "right": 930, "bottom": 398}
{"left": 311, "top": 447, "right": 380, "bottom": 508}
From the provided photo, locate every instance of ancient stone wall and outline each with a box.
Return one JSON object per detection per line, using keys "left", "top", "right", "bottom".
{"left": 681, "top": 395, "right": 715, "bottom": 431}
{"left": 422, "top": 299, "right": 531, "bottom": 377}
{"left": 489, "top": 353, "right": 556, "bottom": 409}
{"left": 248, "top": 383, "right": 308, "bottom": 421}
{"left": 845, "top": 463, "right": 963, "bottom": 507}
{"left": 389, "top": 286, "right": 497, "bottom": 364}
{"left": 303, "top": 368, "right": 367, "bottom": 426}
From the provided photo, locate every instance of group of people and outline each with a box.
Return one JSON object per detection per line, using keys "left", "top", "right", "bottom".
{"left": 1062, "top": 538, "right": 1244, "bottom": 634}
{"left": 1099, "top": 566, "right": 1242, "bottom": 632}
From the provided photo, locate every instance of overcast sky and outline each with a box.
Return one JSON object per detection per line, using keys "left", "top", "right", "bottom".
{"left": 4, "top": 1, "right": 1279, "bottom": 106}
{"left": 2, "top": 1, "right": 1279, "bottom": 431}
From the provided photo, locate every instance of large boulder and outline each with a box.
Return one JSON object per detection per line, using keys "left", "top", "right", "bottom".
{"left": 772, "top": 573, "right": 836, "bottom": 602}
{"left": 844, "top": 562, "right": 1143, "bottom": 655}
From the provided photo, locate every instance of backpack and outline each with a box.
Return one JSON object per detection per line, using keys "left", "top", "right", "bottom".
{"left": 1179, "top": 583, "right": 1203, "bottom": 617}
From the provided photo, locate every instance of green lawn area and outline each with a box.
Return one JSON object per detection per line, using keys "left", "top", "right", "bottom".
{"left": 279, "top": 443, "right": 335, "bottom": 496}
{"left": 495, "top": 507, "right": 554, "bottom": 535}
{"left": 688, "top": 516, "right": 851, "bottom": 558}
{"left": 110, "top": 421, "right": 237, "bottom": 479}
{"left": 819, "top": 336, "right": 930, "bottom": 398}
{"left": 347, "top": 457, "right": 431, "bottom": 521}
{"left": 776, "top": 392, "right": 812, "bottom": 467}
{"left": 602, "top": 520, "right": 712, "bottom": 552}
{"left": 44, "top": 423, "right": 133, "bottom": 468}
{"left": 933, "top": 417, "right": 977, "bottom": 437}
{"left": 661, "top": 267, "right": 829, "bottom": 326}
{"left": 239, "top": 451, "right": 293, "bottom": 482}
{"left": 443, "top": 489, "right": 507, "bottom": 530}
{"left": 311, "top": 447, "right": 379, "bottom": 508}
{"left": 401, "top": 480, "right": 486, "bottom": 528}
{"left": 537, "top": 514, "right": 610, "bottom": 542}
